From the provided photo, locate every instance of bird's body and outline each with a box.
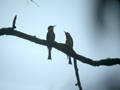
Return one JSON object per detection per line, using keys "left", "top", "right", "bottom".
{"left": 65, "top": 32, "right": 73, "bottom": 64}
{"left": 65, "top": 34, "right": 73, "bottom": 48}
{"left": 46, "top": 26, "right": 55, "bottom": 60}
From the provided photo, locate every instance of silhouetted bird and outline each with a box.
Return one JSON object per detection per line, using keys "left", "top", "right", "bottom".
{"left": 46, "top": 25, "right": 55, "bottom": 60}
{"left": 65, "top": 32, "right": 73, "bottom": 64}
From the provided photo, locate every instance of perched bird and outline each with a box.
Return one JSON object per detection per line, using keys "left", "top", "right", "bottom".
{"left": 65, "top": 32, "right": 73, "bottom": 64}
{"left": 46, "top": 25, "right": 56, "bottom": 60}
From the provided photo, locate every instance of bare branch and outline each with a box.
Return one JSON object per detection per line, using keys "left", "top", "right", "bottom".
{"left": 12, "top": 15, "right": 17, "bottom": 29}
{"left": 74, "top": 58, "right": 82, "bottom": 90}
{"left": 0, "top": 28, "right": 120, "bottom": 66}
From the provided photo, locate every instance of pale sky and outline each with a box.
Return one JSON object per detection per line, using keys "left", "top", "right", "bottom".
{"left": 0, "top": 0, "right": 120, "bottom": 90}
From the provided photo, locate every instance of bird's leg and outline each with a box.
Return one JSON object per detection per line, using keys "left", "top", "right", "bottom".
{"left": 48, "top": 47, "right": 52, "bottom": 60}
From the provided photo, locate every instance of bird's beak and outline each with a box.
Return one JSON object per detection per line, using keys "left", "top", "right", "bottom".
{"left": 64, "top": 31, "right": 67, "bottom": 35}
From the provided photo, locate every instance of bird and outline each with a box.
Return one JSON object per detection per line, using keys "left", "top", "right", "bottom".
{"left": 46, "top": 25, "right": 56, "bottom": 60}
{"left": 65, "top": 31, "right": 73, "bottom": 64}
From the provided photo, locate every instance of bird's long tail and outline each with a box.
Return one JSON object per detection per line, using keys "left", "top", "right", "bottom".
{"left": 48, "top": 47, "right": 52, "bottom": 60}
{"left": 68, "top": 56, "right": 72, "bottom": 65}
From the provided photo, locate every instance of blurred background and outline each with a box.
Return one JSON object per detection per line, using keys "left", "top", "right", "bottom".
{"left": 0, "top": 0, "right": 120, "bottom": 90}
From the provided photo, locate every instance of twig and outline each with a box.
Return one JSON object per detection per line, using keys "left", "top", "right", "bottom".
{"left": 30, "top": 0, "right": 40, "bottom": 7}
{"left": 73, "top": 58, "right": 82, "bottom": 90}
{"left": 12, "top": 15, "right": 17, "bottom": 29}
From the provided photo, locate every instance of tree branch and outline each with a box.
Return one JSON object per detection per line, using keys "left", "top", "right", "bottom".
{"left": 0, "top": 28, "right": 120, "bottom": 66}
{"left": 74, "top": 58, "right": 82, "bottom": 90}
{"left": 12, "top": 15, "right": 17, "bottom": 29}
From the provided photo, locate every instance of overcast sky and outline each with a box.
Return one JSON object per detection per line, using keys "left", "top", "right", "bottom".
{"left": 0, "top": 0, "right": 120, "bottom": 90}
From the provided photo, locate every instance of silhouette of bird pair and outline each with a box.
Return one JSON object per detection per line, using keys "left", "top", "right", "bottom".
{"left": 46, "top": 25, "right": 73, "bottom": 64}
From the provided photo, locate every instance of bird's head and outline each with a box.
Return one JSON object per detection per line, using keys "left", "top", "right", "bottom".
{"left": 64, "top": 31, "right": 70, "bottom": 37}
{"left": 48, "top": 25, "right": 56, "bottom": 31}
